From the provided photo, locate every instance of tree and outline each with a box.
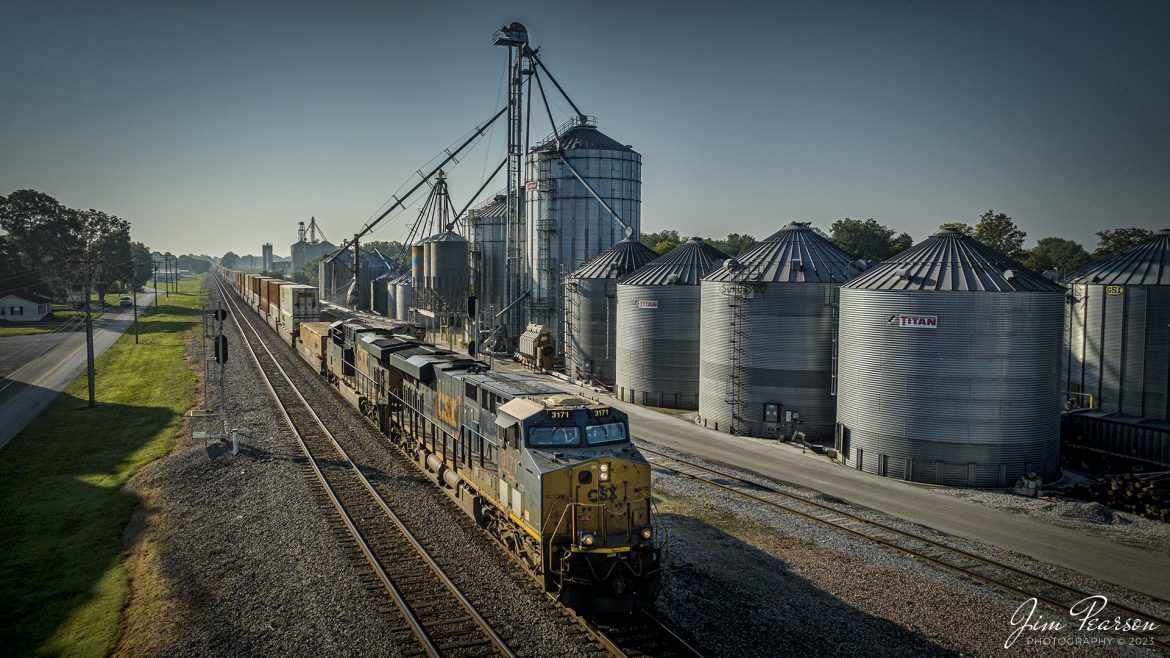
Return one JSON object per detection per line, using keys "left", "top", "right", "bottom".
{"left": 78, "top": 209, "right": 132, "bottom": 299}
{"left": 364, "top": 240, "right": 408, "bottom": 265}
{"left": 640, "top": 230, "right": 682, "bottom": 251}
{"left": 938, "top": 222, "right": 973, "bottom": 235}
{"left": 0, "top": 189, "right": 83, "bottom": 299}
{"left": 973, "top": 210, "right": 1026, "bottom": 259}
{"left": 0, "top": 235, "right": 47, "bottom": 297}
{"left": 652, "top": 240, "right": 680, "bottom": 255}
{"left": 178, "top": 254, "right": 211, "bottom": 273}
{"left": 221, "top": 251, "right": 240, "bottom": 269}
{"left": 1094, "top": 227, "right": 1153, "bottom": 258}
{"left": 130, "top": 242, "right": 153, "bottom": 290}
{"left": 1024, "top": 237, "right": 1091, "bottom": 275}
{"left": 705, "top": 233, "right": 756, "bottom": 257}
{"left": 829, "top": 218, "right": 910, "bottom": 261}
{"left": 890, "top": 232, "right": 913, "bottom": 255}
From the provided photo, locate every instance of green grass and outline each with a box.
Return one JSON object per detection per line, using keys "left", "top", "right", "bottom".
{"left": 0, "top": 276, "right": 206, "bottom": 657}
{"left": 0, "top": 326, "right": 61, "bottom": 337}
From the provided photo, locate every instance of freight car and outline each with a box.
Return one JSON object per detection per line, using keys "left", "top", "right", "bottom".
{"left": 214, "top": 266, "right": 663, "bottom": 611}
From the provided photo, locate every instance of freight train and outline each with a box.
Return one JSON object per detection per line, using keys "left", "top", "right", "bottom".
{"left": 215, "top": 267, "right": 664, "bottom": 611}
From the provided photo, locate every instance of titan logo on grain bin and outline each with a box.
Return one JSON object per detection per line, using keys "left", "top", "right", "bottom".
{"left": 888, "top": 314, "right": 938, "bottom": 328}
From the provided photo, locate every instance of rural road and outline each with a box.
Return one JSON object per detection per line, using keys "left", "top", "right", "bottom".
{"left": 0, "top": 290, "right": 161, "bottom": 450}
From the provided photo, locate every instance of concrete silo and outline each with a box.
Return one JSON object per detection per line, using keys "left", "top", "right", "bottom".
{"left": 1062, "top": 229, "right": 1170, "bottom": 467}
{"left": 525, "top": 116, "right": 641, "bottom": 350}
{"left": 616, "top": 238, "right": 729, "bottom": 409}
{"left": 836, "top": 229, "right": 1065, "bottom": 486}
{"left": 564, "top": 238, "right": 658, "bottom": 386}
{"left": 698, "top": 223, "right": 858, "bottom": 441}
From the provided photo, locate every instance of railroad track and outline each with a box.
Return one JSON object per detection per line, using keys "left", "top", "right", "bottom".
{"left": 586, "top": 610, "right": 703, "bottom": 658}
{"left": 211, "top": 276, "right": 705, "bottom": 657}
{"left": 637, "top": 443, "right": 1170, "bottom": 652}
{"left": 214, "top": 278, "right": 515, "bottom": 658}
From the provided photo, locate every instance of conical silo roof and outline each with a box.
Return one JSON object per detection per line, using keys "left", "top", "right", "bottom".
{"left": 705, "top": 222, "right": 858, "bottom": 283}
{"left": 568, "top": 238, "right": 658, "bottom": 280}
{"left": 844, "top": 229, "right": 1061, "bottom": 292}
{"left": 431, "top": 229, "right": 467, "bottom": 243}
{"left": 534, "top": 122, "right": 633, "bottom": 153}
{"left": 1063, "top": 229, "right": 1170, "bottom": 286}
{"left": 620, "top": 237, "right": 729, "bottom": 286}
{"left": 467, "top": 193, "right": 509, "bottom": 219}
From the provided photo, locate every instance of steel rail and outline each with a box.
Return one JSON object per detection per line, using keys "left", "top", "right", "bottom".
{"left": 637, "top": 443, "right": 1170, "bottom": 652}
{"left": 213, "top": 275, "right": 517, "bottom": 658}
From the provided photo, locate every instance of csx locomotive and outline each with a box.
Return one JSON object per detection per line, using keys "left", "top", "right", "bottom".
{"left": 217, "top": 267, "right": 663, "bottom": 611}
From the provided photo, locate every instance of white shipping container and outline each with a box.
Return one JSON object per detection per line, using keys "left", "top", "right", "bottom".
{"left": 280, "top": 284, "right": 318, "bottom": 320}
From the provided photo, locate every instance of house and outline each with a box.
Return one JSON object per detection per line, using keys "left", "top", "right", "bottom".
{"left": 0, "top": 293, "right": 53, "bottom": 322}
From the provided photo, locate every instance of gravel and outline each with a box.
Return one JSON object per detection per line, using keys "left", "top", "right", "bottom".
{"left": 118, "top": 279, "right": 1166, "bottom": 657}
{"left": 929, "top": 485, "right": 1170, "bottom": 554}
{"left": 117, "top": 283, "right": 598, "bottom": 657}
{"left": 644, "top": 445, "right": 1167, "bottom": 658}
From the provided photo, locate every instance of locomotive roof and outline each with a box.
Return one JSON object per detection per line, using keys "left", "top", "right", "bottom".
{"left": 461, "top": 370, "right": 563, "bottom": 398}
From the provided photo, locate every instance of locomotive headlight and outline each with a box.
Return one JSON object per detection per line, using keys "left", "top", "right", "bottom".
{"left": 579, "top": 531, "right": 596, "bottom": 547}
{"left": 640, "top": 527, "right": 653, "bottom": 541}
{"left": 599, "top": 463, "right": 610, "bottom": 482}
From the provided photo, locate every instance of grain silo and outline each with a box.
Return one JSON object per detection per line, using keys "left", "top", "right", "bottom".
{"left": 384, "top": 271, "right": 412, "bottom": 320}
{"left": 698, "top": 223, "right": 858, "bottom": 441}
{"left": 836, "top": 229, "right": 1064, "bottom": 486}
{"left": 370, "top": 271, "right": 391, "bottom": 316}
{"left": 466, "top": 193, "right": 509, "bottom": 317}
{"left": 616, "top": 238, "right": 729, "bottom": 409}
{"left": 428, "top": 229, "right": 469, "bottom": 312}
{"left": 1061, "top": 229, "right": 1170, "bottom": 467}
{"left": 525, "top": 116, "right": 641, "bottom": 349}
{"left": 564, "top": 238, "right": 658, "bottom": 386}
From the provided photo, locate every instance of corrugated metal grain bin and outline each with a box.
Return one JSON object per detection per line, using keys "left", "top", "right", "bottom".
{"left": 698, "top": 223, "right": 859, "bottom": 441}
{"left": 466, "top": 193, "right": 509, "bottom": 321}
{"left": 563, "top": 238, "right": 658, "bottom": 386}
{"left": 1062, "top": 229, "right": 1170, "bottom": 420}
{"left": 370, "top": 273, "right": 391, "bottom": 316}
{"left": 836, "top": 229, "right": 1064, "bottom": 486}
{"left": 525, "top": 117, "right": 641, "bottom": 345}
{"left": 391, "top": 272, "right": 413, "bottom": 321}
{"left": 429, "top": 229, "right": 469, "bottom": 310}
{"left": 615, "top": 238, "right": 728, "bottom": 409}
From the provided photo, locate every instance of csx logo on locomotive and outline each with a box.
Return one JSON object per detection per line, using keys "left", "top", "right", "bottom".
{"left": 587, "top": 484, "right": 619, "bottom": 503}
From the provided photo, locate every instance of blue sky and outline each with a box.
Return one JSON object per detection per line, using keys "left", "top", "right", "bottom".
{"left": 2, "top": 0, "right": 1167, "bottom": 257}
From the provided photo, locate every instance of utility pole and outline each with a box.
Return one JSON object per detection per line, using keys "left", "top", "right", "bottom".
{"left": 132, "top": 286, "right": 139, "bottom": 344}
{"left": 153, "top": 262, "right": 159, "bottom": 308}
{"left": 83, "top": 252, "right": 96, "bottom": 408}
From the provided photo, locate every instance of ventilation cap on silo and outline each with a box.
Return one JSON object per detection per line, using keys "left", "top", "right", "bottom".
{"left": 707, "top": 221, "right": 857, "bottom": 283}
{"left": 843, "top": 229, "right": 1062, "bottom": 292}
{"left": 620, "top": 237, "right": 730, "bottom": 286}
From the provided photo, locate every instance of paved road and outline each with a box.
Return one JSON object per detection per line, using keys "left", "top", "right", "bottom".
{"left": 489, "top": 360, "right": 1170, "bottom": 602}
{"left": 0, "top": 290, "right": 160, "bottom": 450}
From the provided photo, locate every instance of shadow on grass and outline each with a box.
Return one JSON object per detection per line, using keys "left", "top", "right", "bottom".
{"left": 648, "top": 511, "right": 961, "bottom": 657}
{"left": 0, "top": 389, "right": 181, "bottom": 657}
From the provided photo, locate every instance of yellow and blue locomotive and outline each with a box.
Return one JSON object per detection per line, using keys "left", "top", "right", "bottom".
{"left": 319, "top": 315, "right": 663, "bottom": 611}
